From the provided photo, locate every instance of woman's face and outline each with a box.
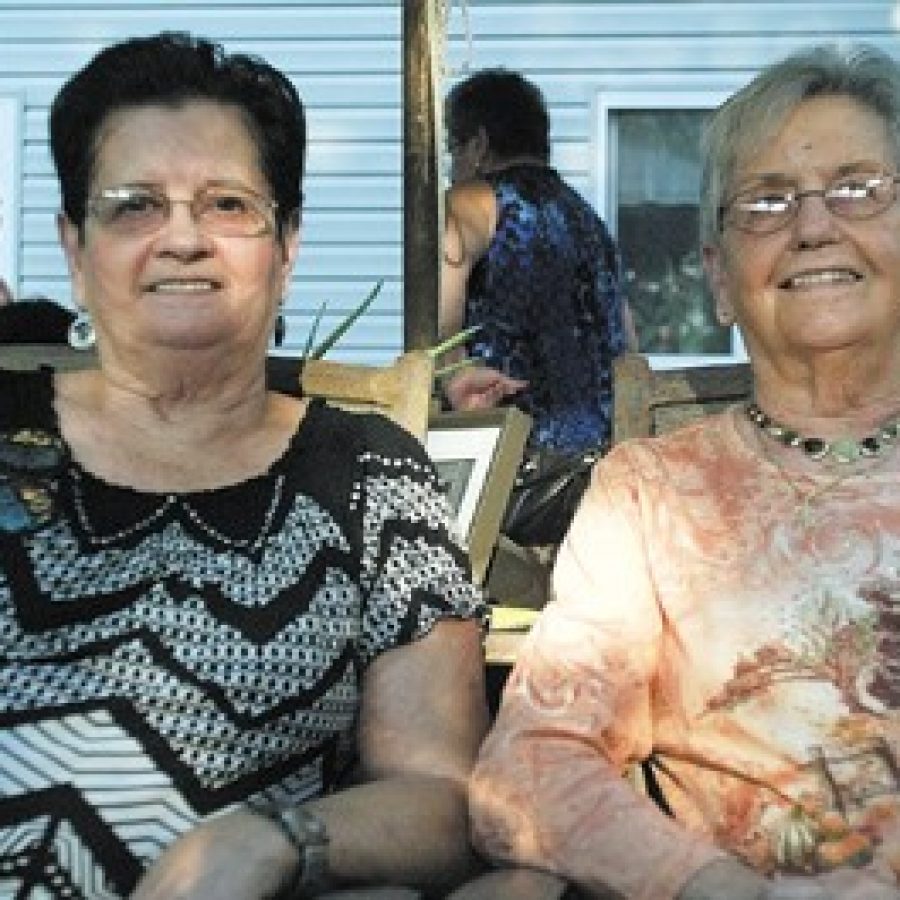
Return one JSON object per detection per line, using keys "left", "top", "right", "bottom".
{"left": 705, "top": 94, "right": 900, "bottom": 366}
{"left": 59, "top": 100, "right": 299, "bottom": 359}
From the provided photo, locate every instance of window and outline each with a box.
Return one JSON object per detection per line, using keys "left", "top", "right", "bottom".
{"left": 595, "top": 85, "right": 747, "bottom": 368}
{"left": 0, "top": 94, "right": 22, "bottom": 293}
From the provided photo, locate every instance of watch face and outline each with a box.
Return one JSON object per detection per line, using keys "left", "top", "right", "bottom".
{"left": 300, "top": 837, "right": 330, "bottom": 892}
{"left": 283, "top": 808, "right": 330, "bottom": 893}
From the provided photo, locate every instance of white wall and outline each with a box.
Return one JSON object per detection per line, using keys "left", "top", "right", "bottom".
{"left": 0, "top": 1, "right": 897, "bottom": 361}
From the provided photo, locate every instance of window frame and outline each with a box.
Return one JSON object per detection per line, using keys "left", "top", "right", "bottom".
{"left": 594, "top": 82, "right": 748, "bottom": 369}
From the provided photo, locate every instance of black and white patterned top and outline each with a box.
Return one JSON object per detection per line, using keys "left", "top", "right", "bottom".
{"left": 0, "top": 369, "right": 486, "bottom": 899}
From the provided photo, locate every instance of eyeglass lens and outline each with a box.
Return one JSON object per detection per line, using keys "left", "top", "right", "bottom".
{"left": 90, "top": 185, "right": 276, "bottom": 236}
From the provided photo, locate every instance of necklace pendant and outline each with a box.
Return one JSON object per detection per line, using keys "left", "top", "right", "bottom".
{"left": 829, "top": 438, "right": 861, "bottom": 464}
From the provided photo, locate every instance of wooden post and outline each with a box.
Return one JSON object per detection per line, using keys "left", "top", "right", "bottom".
{"left": 403, "top": 0, "right": 441, "bottom": 351}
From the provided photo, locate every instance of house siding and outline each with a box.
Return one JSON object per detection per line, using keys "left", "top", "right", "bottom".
{"left": 0, "top": 1, "right": 896, "bottom": 361}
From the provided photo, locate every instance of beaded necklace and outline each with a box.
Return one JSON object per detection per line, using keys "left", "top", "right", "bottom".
{"left": 70, "top": 466, "right": 286, "bottom": 551}
{"left": 745, "top": 402, "right": 899, "bottom": 526}
{"left": 745, "top": 402, "right": 900, "bottom": 464}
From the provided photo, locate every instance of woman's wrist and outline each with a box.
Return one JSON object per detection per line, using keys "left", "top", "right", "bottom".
{"left": 245, "top": 802, "right": 331, "bottom": 897}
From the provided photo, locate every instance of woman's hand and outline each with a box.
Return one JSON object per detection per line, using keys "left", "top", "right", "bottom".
{"left": 129, "top": 807, "right": 297, "bottom": 900}
{"left": 679, "top": 857, "right": 900, "bottom": 900}
{"left": 445, "top": 366, "right": 527, "bottom": 411}
{"left": 766, "top": 865, "right": 900, "bottom": 899}
{"left": 677, "top": 858, "right": 768, "bottom": 900}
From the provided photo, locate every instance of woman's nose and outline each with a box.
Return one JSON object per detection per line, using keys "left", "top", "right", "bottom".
{"left": 791, "top": 189, "right": 838, "bottom": 248}
{"left": 155, "top": 198, "right": 212, "bottom": 253}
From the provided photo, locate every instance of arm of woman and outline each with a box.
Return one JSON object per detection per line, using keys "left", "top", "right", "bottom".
{"left": 468, "top": 452, "right": 728, "bottom": 900}
{"left": 130, "top": 621, "right": 488, "bottom": 900}
{"left": 303, "top": 617, "right": 489, "bottom": 894}
{"left": 294, "top": 418, "right": 490, "bottom": 895}
{"left": 439, "top": 181, "right": 527, "bottom": 410}
{"left": 439, "top": 181, "right": 497, "bottom": 350}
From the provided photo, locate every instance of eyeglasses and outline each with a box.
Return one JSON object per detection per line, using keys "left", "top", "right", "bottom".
{"left": 719, "top": 170, "right": 900, "bottom": 234}
{"left": 87, "top": 182, "right": 279, "bottom": 237}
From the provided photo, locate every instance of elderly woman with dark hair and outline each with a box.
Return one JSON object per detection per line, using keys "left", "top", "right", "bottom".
{"left": 440, "top": 68, "right": 633, "bottom": 455}
{"left": 0, "top": 32, "right": 488, "bottom": 900}
{"left": 468, "top": 44, "right": 900, "bottom": 900}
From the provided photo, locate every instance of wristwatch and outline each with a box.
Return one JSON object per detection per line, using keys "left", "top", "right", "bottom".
{"left": 250, "top": 802, "right": 331, "bottom": 897}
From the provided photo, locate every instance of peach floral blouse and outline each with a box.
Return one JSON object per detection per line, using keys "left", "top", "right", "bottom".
{"left": 470, "top": 407, "right": 900, "bottom": 899}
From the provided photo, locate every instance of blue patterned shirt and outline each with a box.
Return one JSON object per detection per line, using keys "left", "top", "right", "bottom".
{"left": 465, "top": 164, "right": 628, "bottom": 453}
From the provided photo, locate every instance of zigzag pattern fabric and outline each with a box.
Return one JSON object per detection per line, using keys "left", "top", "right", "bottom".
{"left": 0, "top": 372, "right": 485, "bottom": 899}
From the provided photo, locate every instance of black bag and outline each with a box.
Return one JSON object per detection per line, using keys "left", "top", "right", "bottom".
{"left": 501, "top": 448, "right": 598, "bottom": 546}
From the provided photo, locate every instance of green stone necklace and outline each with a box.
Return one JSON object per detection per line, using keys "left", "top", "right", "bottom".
{"left": 745, "top": 402, "right": 900, "bottom": 465}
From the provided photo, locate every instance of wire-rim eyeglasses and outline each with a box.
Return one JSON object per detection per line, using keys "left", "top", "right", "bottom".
{"left": 718, "top": 171, "right": 900, "bottom": 235}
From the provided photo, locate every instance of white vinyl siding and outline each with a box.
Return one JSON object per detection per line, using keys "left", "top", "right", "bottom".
{"left": 0, "top": 0, "right": 402, "bottom": 362}
{"left": 0, "top": 1, "right": 897, "bottom": 362}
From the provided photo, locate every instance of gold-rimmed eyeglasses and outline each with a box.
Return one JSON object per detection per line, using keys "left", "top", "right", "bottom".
{"left": 719, "top": 170, "right": 900, "bottom": 235}
{"left": 87, "top": 182, "right": 279, "bottom": 237}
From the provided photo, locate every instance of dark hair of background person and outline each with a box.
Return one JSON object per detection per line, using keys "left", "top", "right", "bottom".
{"left": 49, "top": 31, "right": 306, "bottom": 235}
{"left": 445, "top": 67, "right": 551, "bottom": 162}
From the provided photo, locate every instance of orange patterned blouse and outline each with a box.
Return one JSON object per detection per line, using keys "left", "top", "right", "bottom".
{"left": 471, "top": 406, "right": 900, "bottom": 899}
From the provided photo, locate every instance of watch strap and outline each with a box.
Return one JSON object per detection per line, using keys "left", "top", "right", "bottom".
{"left": 249, "top": 802, "right": 331, "bottom": 897}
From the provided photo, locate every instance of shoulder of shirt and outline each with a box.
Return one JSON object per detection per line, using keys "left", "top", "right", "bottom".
{"left": 599, "top": 409, "right": 738, "bottom": 473}
{"left": 308, "top": 400, "right": 428, "bottom": 463}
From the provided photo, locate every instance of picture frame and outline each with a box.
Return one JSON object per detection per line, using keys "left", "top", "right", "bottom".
{"left": 0, "top": 94, "right": 23, "bottom": 293}
{"left": 426, "top": 406, "right": 531, "bottom": 585}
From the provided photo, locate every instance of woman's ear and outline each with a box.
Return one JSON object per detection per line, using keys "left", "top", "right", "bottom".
{"left": 278, "top": 214, "right": 302, "bottom": 293}
{"left": 281, "top": 210, "right": 300, "bottom": 264}
{"left": 703, "top": 243, "right": 735, "bottom": 326}
{"left": 473, "top": 127, "right": 490, "bottom": 172}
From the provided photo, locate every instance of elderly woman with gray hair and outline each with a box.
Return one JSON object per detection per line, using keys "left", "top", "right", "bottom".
{"left": 465, "top": 43, "right": 900, "bottom": 900}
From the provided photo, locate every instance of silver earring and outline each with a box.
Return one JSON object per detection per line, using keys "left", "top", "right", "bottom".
{"left": 68, "top": 309, "right": 95, "bottom": 350}
{"left": 273, "top": 311, "right": 286, "bottom": 348}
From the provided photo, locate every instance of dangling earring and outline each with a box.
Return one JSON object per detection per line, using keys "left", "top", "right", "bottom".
{"left": 273, "top": 311, "right": 286, "bottom": 348}
{"left": 68, "top": 309, "right": 95, "bottom": 350}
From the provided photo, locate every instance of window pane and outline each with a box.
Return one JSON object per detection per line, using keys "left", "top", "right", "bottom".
{"left": 614, "top": 109, "right": 730, "bottom": 355}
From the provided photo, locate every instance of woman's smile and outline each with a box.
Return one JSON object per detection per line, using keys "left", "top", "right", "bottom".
{"left": 143, "top": 278, "right": 222, "bottom": 294}
{"left": 777, "top": 267, "right": 862, "bottom": 290}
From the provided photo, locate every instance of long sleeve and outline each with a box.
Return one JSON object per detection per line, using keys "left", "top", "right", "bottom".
{"left": 469, "top": 453, "right": 724, "bottom": 899}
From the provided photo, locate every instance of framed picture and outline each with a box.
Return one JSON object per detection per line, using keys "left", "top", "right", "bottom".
{"left": 0, "top": 94, "right": 23, "bottom": 293}
{"left": 426, "top": 406, "right": 531, "bottom": 585}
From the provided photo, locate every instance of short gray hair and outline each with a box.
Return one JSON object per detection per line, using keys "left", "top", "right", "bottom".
{"left": 700, "top": 43, "right": 900, "bottom": 247}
